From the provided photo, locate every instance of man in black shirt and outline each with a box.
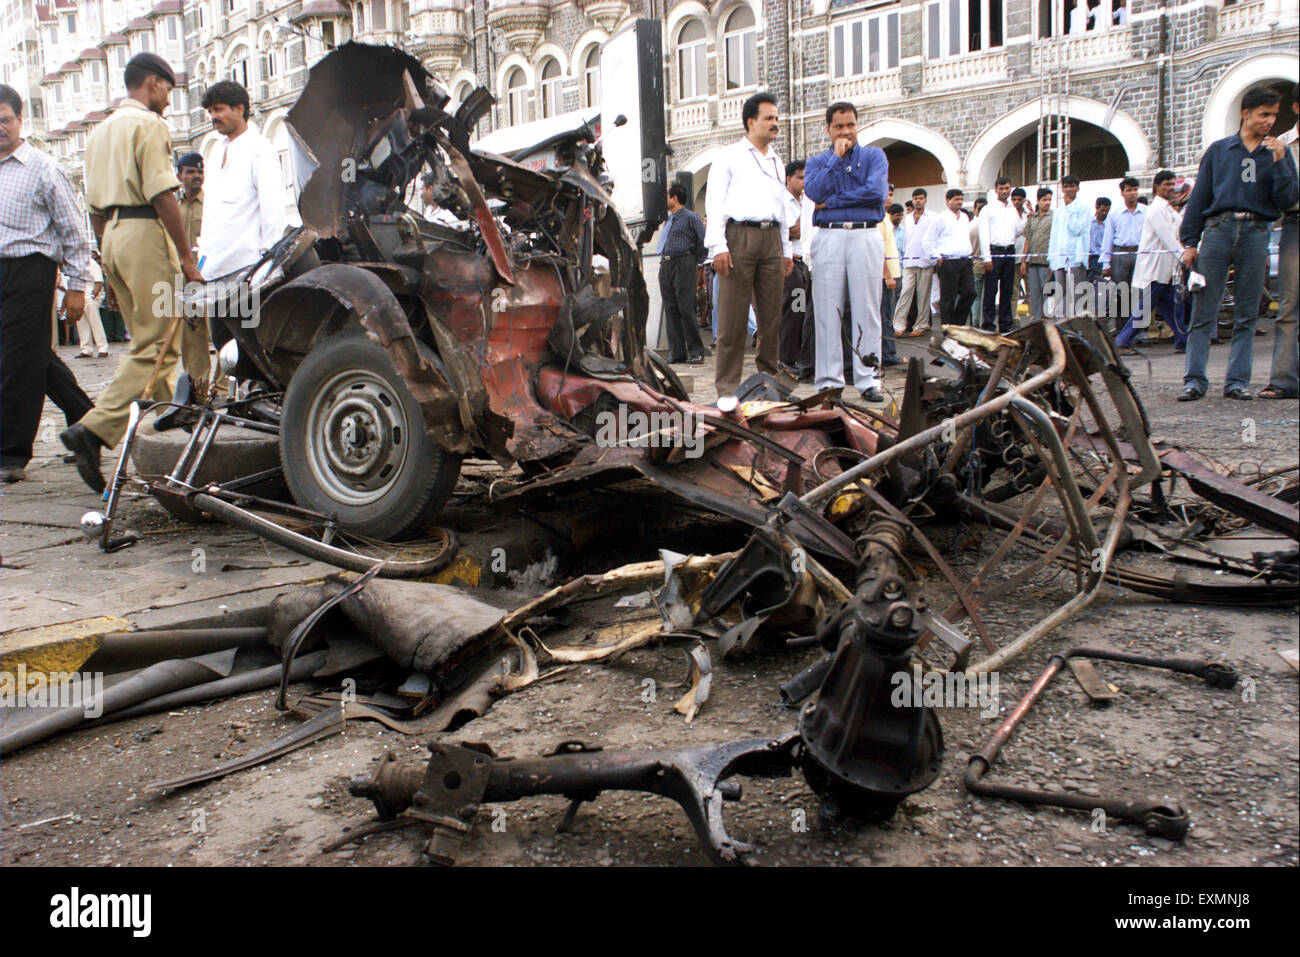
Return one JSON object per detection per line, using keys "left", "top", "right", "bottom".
{"left": 1178, "top": 85, "right": 1299, "bottom": 400}
{"left": 657, "top": 183, "right": 707, "bottom": 364}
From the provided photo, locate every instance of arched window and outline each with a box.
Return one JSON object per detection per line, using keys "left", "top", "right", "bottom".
{"left": 539, "top": 58, "right": 561, "bottom": 118}
{"left": 582, "top": 45, "right": 600, "bottom": 108}
{"left": 505, "top": 67, "right": 527, "bottom": 125}
{"left": 229, "top": 49, "right": 249, "bottom": 88}
{"left": 453, "top": 82, "right": 472, "bottom": 108}
{"left": 723, "top": 7, "right": 757, "bottom": 91}
{"left": 677, "top": 19, "right": 707, "bottom": 100}
{"left": 355, "top": 1, "right": 366, "bottom": 35}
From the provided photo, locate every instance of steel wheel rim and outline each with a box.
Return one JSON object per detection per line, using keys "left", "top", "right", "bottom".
{"left": 304, "top": 368, "right": 410, "bottom": 507}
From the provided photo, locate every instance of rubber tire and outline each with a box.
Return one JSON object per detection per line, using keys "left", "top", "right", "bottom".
{"left": 279, "top": 330, "right": 461, "bottom": 540}
{"left": 132, "top": 423, "right": 288, "bottom": 524}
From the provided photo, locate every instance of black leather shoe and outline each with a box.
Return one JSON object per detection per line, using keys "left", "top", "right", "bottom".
{"left": 685, "top": 354, "right": 704, "bottom": 365}
{"left": 1223, "top": 387, "right": 1253, "bottom": 401}
{"left": 1176, "top": 387, "right": 1204, "bottom": 402}
{"left": 861, "top": 387, "right": 885, "bottom": 403}
{"left": 60, "top": 424, "right": 105, "bottom": 493}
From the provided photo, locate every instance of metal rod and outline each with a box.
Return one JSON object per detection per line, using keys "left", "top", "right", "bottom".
{"left": 800, "top": 322, "right": 1067, "bottom": 509}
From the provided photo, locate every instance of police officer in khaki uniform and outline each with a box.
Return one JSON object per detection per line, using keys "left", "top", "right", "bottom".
{"left": 175, "top": 151, "right": 212, "bottom": 386}
{"left": 61, "top": 53, "right": 203, "bottom": 492}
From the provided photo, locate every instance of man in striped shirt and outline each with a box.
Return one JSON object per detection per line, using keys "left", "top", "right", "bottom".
{"left": 0, "top": 84, "right": 94, "bottom": 483}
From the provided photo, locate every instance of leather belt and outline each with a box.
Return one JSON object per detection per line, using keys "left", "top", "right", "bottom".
{"left": 824, "top": 221, "right": 873, "bottom": 230}
{"left": 109, "top": 205, "right": 158, "bottom": 220}
{"left": 730, "top": 220, "right": 779, "bottom": 230}
{"left": 990, "top": 243, "right": 1015, "bottom": 251}
{"left": 1211, "top": 210, "right": 1270, "bottom": 223}
{"left": 1113, "top": 245, "right": 1138, "bottom": 252}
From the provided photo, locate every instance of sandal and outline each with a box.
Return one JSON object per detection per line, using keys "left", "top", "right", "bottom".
{"left": 1258, "top": 386, "right": 1299, "bottom": 399}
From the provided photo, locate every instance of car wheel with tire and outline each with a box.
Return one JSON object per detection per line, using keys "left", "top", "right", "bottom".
{"left": 279, "top": 330, "right": 462, "bottom": 540}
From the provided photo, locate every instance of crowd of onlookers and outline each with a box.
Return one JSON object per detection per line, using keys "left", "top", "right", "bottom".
{"left": 659, "top": 85, "right": 1298, "bottom": 405}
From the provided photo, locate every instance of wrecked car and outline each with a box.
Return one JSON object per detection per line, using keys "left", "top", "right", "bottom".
{"left": 200, "top": 42, "right": 686, "bottom": 540}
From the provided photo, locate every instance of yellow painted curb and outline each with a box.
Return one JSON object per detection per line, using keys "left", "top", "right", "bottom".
{"left": 1, "top": 616, "right": 134, "bottom": 680}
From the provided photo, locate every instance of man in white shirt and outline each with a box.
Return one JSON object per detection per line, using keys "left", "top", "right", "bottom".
{"left": 1117, "top": 169, "right": 1185, "bottom": 351}
{"left": 74, "top": 253, "right": 110, "bottom": 358}
{"left": 1010, "top": 186, "right": 1029, "bottom": 322}
{"left": 893, "top": 188, "right": 939, "bottom": 340}
{"left": 927, "top": 189, "right": 977, "bottom": 331}
{"left": 421, "top": 173, "right": 467, "bottom": 229}
{"left": 704, "top": 92, "right": 793, "bottom": 395}
{"left": 198, "top": 80, "right": 287, "bottom": 350}
{"left": 779, "top": 160, "right": 815, "bottom": 381}
{"left": 978, "top": 176, "right": 1026, "bottom": 333}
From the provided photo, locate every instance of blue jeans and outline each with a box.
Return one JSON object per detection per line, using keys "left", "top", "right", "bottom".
{"left": 1183, "top": 216, "right": 1271, "bottom": 394}
{"left": 1267, "top": 218, "right": 1298, "bottom": 395}
{"left": 1117, "top": 282, "right": 1185, "bottom": 348}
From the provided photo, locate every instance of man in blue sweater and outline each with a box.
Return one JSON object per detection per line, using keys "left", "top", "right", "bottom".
{"left": 803, "top": 101, "right": 890, "bottom": 402}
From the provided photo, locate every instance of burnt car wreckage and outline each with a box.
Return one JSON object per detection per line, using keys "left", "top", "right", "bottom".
{"left": 44, "top": 44, "right": 1297, "bottom": 864}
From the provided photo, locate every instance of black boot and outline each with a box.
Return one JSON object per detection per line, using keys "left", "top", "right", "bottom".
{"left": 60, "top": 424, "right": 106, "bottom": 493}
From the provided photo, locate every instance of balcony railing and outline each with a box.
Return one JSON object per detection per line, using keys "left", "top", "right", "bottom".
{"left": 719, "top": 93, "right": 745, "bottom": 127}
{"left": 829, "top": 71, "right": 902, "bottom": 101}
{"left": 923, "top": 50, "right": 1007, "bottom": 89}
{"left": 265, "top": 73, "right": 296, "bottom": 99}
{"left": 1218, "top": 0, "right": 1266, "bottom": 35}
{"left": 671, "top": 100, "right": 709, "bottom": 134}
{"left": 1031, "top": 28, "right": 1129, "bottom": 70}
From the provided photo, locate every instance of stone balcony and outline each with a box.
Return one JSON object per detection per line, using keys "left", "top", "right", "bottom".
{"left": 720, "top": 92, "right": 747, "bottom": 128}
{"left": 1217, "top": 0, "right": 1266, "bottom": 36}
{"left": 829, "top": 70, "right": 902, "bottom": 102}
{"left": 1031, "top": 27, "right": 1130, "bottom": 71}
{"left": 408, "top": 1, "right": 469, "bottom": 80}
{"left": 923, "top": 50, "right": 1007, "bottom": 90}
{"left": 574, "top": 0, "right": 629, "bottom": 34}
{"left": 670, "top": 99, "right": 709, "bottom": 135}
{"left": 486, "top": 0, "right": 551, "bottom": 59}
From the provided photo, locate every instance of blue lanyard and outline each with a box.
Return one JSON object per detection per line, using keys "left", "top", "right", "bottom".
{"left": 749, "top": 148, "right": 782, "bottom": 183}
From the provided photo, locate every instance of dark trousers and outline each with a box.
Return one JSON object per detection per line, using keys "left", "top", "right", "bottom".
{"left": 937, "top": 258, "right": 976, "bottom": 330}
{"left": 981, "top": 246, "right": 1016, "bottom": 333}
{"left": 715, "top": 222, "right": 783, "bottom": 394}
{"left": 780, "top": 258, "right": 814, "bottom": 376}
{"left": 880, "top": 281, "right": 897, "bottom": 362}
{"left": 1, "top": 254, "right": 94, "bottom": 468}
{"left": 1117, "top": 281, "right": 1186, "bottom": 349}
{"left": 659, "top": 254, "right": 705, "bottom": 361}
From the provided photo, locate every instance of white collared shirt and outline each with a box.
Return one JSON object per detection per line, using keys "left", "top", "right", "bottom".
{"left": 784, "top": 189, "right": 807, "bottom": 259}
{"left": 899, "top": 208, "right": 940, "bottom": 267}
{"left": 927, "top": 208, "right": 974, "bottom": 260}
{"left": 978, "top": 197, "right": 1026, "bottom": 255}
{"left": 199, "top": 124, "right": 288, "bottom": 280}
{"left": 1132, "top": 195, "right": 1183, "bottom": 288}
{"left": 704, "top": 137, "right": 791, "bottom": 259}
